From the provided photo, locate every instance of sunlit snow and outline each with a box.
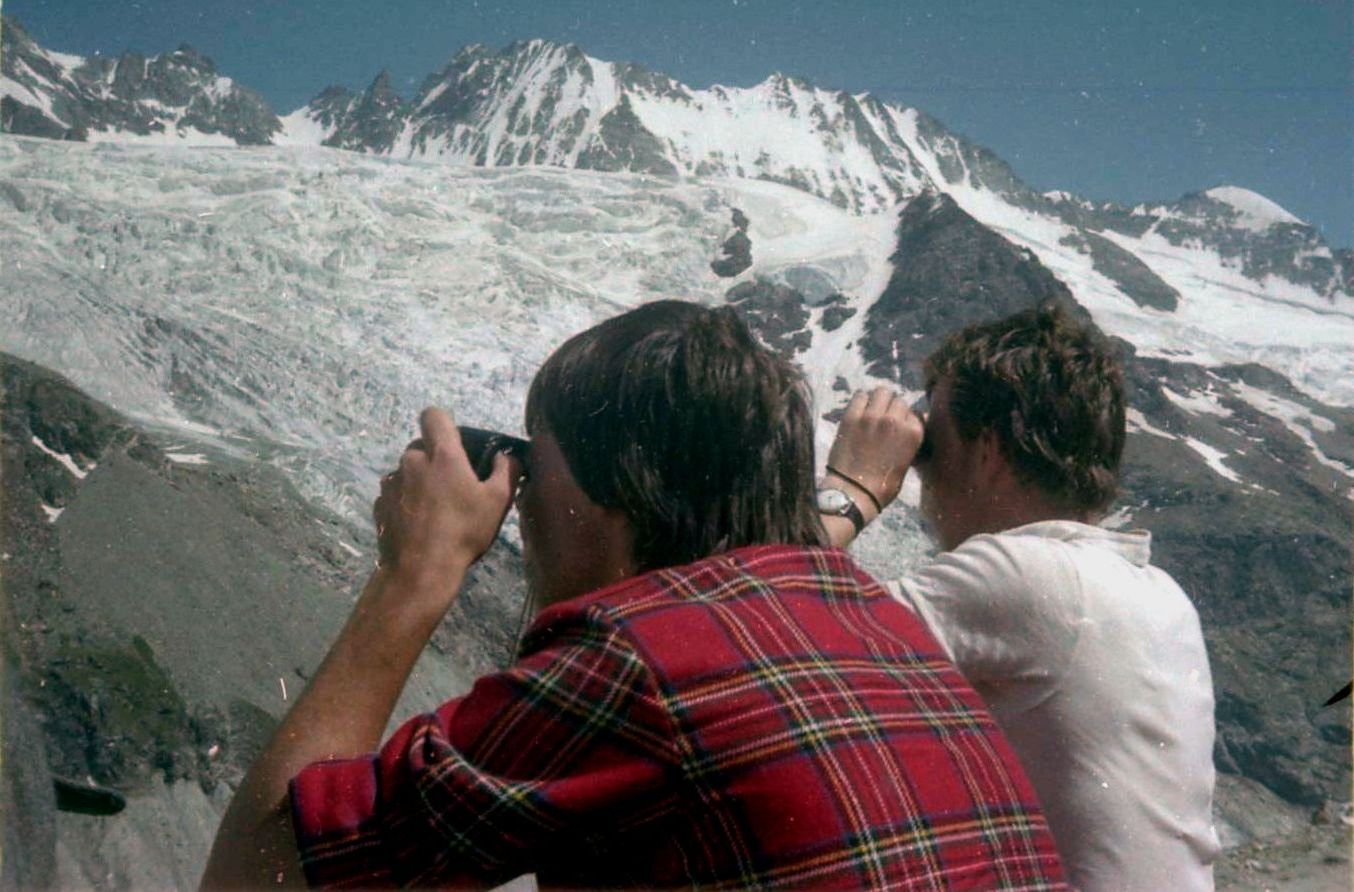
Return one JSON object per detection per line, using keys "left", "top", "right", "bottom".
{"left": 165, "top": 451, "right": 210, "bottom": 465}
{"left": 1204, "top": 186, "right": 1303, "bottom": 231}
{"left": 1161, "top": 386, "right": 1230, "bottom": 418}
{"left": 30, "top": 435, "right": 90, "bottom": 479}
{"left": 2, "top": 132, "right": 1348, "bottom": 552}
{"left": 1182, "top": 437, "right": 1243, "bottom": 484}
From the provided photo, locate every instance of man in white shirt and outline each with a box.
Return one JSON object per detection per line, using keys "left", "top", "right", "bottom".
{"left": 817, "top": 302, "right": 1220, "bottom": 891}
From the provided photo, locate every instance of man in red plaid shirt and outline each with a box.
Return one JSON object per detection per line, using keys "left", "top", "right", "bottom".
{"left": 203, "top": 301, "right": 1065, "bottom": 889}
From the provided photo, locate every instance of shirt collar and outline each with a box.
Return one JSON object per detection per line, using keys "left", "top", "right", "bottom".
{"left": 999, "top": 519, "right": 1153, "bottom": 567}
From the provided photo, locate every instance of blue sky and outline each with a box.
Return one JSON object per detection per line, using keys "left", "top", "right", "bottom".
{"left": 9, "top": 0, "right": 1351, "bottom": 246}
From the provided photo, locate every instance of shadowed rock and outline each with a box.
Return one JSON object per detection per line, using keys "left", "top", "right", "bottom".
{"left": 862, "top": 190, "right": 1082, "bottom": 387}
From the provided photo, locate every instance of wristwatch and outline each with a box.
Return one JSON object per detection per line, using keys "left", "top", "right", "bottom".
{"left": 817, "top": 487, "right": 866, "bottom": 535}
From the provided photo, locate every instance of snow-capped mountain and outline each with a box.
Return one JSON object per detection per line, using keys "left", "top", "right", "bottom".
{"left": 6, "top": 16, "right": 1343, "bottom": 303}
{"left": 275, "top": 37, "right": 1037, "bottom": 216}
{"left": 0, "top": 17, "right": 277, "bottom": 145}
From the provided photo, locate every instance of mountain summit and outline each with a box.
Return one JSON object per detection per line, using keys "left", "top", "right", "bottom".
{"left": 0, "top": 16, "right": 277, "bottom": 145}
{"left": 277, "top": 37, "right": 1011, "bottom": 215}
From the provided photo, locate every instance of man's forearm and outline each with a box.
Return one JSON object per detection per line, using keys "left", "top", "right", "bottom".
{"left": 201, "top": 564, "right": 466, "bottom": 889}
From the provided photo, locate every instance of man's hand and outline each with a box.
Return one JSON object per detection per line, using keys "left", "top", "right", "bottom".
{"left": 826, "top": 386, "right": 924, "bottom": 518}
{"left": 374, "top": 407, "right": 518, "bottom": 599}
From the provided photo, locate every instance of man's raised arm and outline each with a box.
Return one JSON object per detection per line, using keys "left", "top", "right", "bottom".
{"left": 822, "top": 386, "right": 923, "bottom": 547}
{"left": 200, "top": 408, "right": 517, "bottom": 890}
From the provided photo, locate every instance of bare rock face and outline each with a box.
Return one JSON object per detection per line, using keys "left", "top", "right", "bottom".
{"left": 726, "top": 278, "right": 812, "bottom": 356}
{"left": 710, "top": 208, "right": 752, "bottom": 278}
{"left": 862, "top": 191, "right": 1081, "bottom": 387}
{"left": 2, "top": 620, "right": 58, "bottom": 888}
{"left": 315, "top": 70, "right": 409, "bottom": 154}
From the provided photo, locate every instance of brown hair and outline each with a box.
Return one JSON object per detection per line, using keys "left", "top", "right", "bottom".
{"left": 526, "top": 300, "right": 825, "bottom": 571}
{"left": 924, "top": 302, "right": 1126, "bottom": 513}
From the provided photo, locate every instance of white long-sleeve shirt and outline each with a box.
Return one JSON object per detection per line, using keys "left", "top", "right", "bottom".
{"left": 889, "top": 520, "right": 1220, "bottom": 891}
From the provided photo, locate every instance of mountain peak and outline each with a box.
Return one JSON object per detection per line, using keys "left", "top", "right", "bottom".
{"left": 367, "top": 69, "right": 396, "bottom": 95}
{"left": 1202, "top": 186, "right": 1303, "bottom": 229}
{"left": 761, "top": 70, "right": 810, "bottom": 91}
{"left": 1, "top": 12, "right": 27, "bottom": 35}
{"left": 170, "top": 43, "right": 215, "bottom": 73}
{"left": 502, "top": 37, "right": 581, "bottom": 58}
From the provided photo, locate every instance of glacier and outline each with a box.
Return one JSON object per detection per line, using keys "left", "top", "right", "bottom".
{"left": 0, "top": 136, "right": 929, "bottom": 569}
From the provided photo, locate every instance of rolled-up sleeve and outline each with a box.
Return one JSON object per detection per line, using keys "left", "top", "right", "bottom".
{"left": 289, "top": 608, "right": 679, "bottom": 888}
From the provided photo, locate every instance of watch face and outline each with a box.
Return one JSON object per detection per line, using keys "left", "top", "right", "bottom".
{"left": 817, "top": 488, "right": 852, "bottom": 515}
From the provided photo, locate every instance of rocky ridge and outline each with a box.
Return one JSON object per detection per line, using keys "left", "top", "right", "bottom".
{"left": 0, "top": 17, "right": 277, "bottom": 146}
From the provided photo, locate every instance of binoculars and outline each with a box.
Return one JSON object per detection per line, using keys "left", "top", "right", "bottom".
{"left": 460, "top": 426, "right": 530, "bottom": 480}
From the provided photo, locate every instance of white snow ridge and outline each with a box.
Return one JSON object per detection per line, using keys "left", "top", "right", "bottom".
{"left": 1204, "top": 186, "right": 1303, "bottom": 232}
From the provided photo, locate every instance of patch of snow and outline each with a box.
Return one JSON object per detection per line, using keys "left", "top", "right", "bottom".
{"left": 276, "top": 107, "right": 336, "bottom": 146}
{"left": 40, "top": 503, "right": 65, "bottom": 523}
{"left": 1182, "top": 436, "right": 1242, "bottom": 483}
{"left": 417, "top": 80, "right": 449, "bottom": 110}
{"left": 0, "top": 73, "right": 63, "bottom": 121}
{"left": 31, "top": 435, "right": 90, "bottom": 479}
{"left": 165, "top": 452, "right": 210, "bottom": 465}
{"left": 45, "top": 49, "right": 88, "bottom": 71}
{"left": 205, "top": 76, "right": 236, "bottom": 102}
{"left": 1100, "top": 505, "right": 1135, "bottom": 530}
{"left": 1126, "top": 408, "right": 1175, "bottom": 440}
{"left": 1228, "top": 380, "right": 1353, "bottom": 478}
{"left": 1294, "top": 245, "right": 1334, "bottom": 263}
{"left": 337, "top": 540, "right": 362, "bottom": 558}
{"left": 1161, "top": 386, "right": 1230, "bottom": 418}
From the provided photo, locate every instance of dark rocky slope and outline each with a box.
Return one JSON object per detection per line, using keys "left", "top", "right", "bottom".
{"left": 1, "top": 353, "right": 526, "bottom": 886}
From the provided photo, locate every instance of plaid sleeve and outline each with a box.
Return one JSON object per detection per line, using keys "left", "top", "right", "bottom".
{"left": 289, "top": 605, "right": 680, "bottom": 888}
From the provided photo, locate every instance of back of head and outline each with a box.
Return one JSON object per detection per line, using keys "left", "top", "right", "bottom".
{"left": 924, "top": 301, "right": 1126, "bottom": 514}
{"left": 526, "top": 300, "right": 825, "bottom": 571}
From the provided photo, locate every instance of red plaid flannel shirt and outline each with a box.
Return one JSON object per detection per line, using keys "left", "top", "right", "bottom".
{"left": 291, "top": 545, "right": 1066, "bottom": 889}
